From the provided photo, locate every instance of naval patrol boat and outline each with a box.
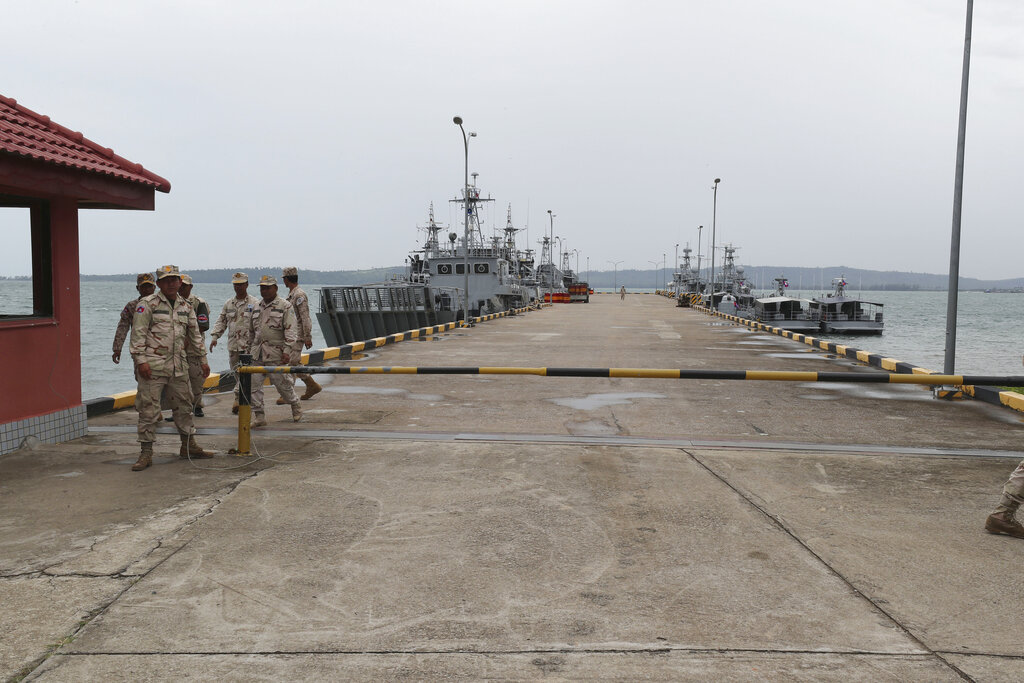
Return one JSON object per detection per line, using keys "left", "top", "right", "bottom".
{"left": 317, "top": 175, "right": 544, "bottom": 346}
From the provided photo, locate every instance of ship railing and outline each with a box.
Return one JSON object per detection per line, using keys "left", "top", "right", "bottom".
{"left": 317, "top": 284, "right": 462, "bottom": 347}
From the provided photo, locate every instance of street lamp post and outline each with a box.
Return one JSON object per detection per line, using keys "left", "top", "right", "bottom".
{"left": 943, "top": 0, "right": 974, "bottom": 375}
{"left": 648, "top": 260, "right": 659, "bottom": 291}
{"left": 709, "top": 179, "right": 721, "bottom": 302}
{"left": 546, "top": 210, "right": 555, "bottom": 299}
{"left": 608, "top": 260, "right": 623, "bottom": 291}
{"left": 674, "top": 243, "right": 679, "bottom": 293}
{"left": 696, "top": 225, "right": 703, "bottom": 285}
{"left": 453, "top": 116, "right": 476, "bottom": 324}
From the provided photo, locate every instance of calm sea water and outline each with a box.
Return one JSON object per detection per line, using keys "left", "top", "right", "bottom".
{"left": 2, "top": 281, "right": 1021, "bottom": 399}
{"left": 1, "top": 280, "right": 331, "bottom": 400}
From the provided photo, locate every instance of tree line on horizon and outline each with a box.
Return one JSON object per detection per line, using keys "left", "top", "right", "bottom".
{"left": 58, "top": 265, "right": 1024, "bottom": 291}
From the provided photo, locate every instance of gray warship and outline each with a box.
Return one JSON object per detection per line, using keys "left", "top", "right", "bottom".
{"left": 316, "top": 175, "right": 544, "bottom": 347}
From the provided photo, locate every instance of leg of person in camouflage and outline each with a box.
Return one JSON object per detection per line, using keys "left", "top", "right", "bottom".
{"left": 255, "top": 372, "right": 302, "bottom": 425}
{"left": 133, "top": 375, "right": 169, "bottom": 471}
{"left": 229, "top": 350, "right": 241, "bottom": 414}
{"left": 296, "top": 372, "right": 322, "bottom": 400}
{"left": 251, "top": 374, "right": 268, "bottom": 427}
{"left": 187, "top": 356, "right": 205, "bottom": 416}
{"left": 278, "top": 371, "right": 321, "bottom": 403}
{"left": 166, "top": 375, "right": 214, "bottom": 459}
{"left": 270, "top": 372, "right": 302, "bottom": 422}
{"left": 986, "top": 460, "right": 1024, "bottom": 539}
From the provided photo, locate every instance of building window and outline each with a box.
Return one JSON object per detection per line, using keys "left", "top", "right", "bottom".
{"left": 0, "top": 200, "right": 53, "bottom": 319}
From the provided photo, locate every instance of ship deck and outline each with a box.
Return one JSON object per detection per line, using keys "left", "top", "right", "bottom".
{"left": 4, "top": 293, "right": 1024, "bottom": 680}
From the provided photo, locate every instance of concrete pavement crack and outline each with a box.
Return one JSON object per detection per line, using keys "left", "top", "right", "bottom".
{"left": 680, "top": 447, "right": 975, "bottom": 683}
{"left": 14, "top": 470, "right": 263, "bottom": 682}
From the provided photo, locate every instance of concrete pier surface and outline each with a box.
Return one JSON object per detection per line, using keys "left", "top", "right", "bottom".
{"left": 4, "top": 293, "right": 1024, "bottom": 681}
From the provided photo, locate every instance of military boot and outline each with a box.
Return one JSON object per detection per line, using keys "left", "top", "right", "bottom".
{"left": 985, "top": 512, "right": 1024, "bottom": 538}
{"left": 252, "top": 413, "right": 268, "bottom": 428}
{"left": 180, "top": 434, "right": 214, "bottom": 459}
{"left": 291, "top": 401, "right": 302, "bottom": 422}
{"left": 986, "top": 495, "right": 1024, "bottom": 540}
{"left": 276, "top": 396, "right": 287, "bottom": 405}
{"left": 231, "top": 400, "right": 239, "bottom": 415}
{"left": 300, "top": 378, "right": 322, "bottom": 400}
{"left": 132, "top": 442, "right": 154, "bottom": 471}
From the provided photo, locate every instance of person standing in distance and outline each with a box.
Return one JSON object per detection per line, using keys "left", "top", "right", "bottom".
{"left": 112, "top": 273, "right": 156, "bottom": 366}
{"left": 277, "top": 266, "right": 322, "bottom": 403}
{"left": 179, "top": 274, "right": 211, "bottom": 417}
{"left": 129, "top": 265, "right": 214, "bottom": 471}
{"left": 250, "top": 275, "right": 301, "bottom": 427}
{"left": 209, "top": 272, "right": 258, "bottom": 414}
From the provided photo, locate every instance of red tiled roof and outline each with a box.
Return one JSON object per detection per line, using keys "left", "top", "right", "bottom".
{"left": 0, "top": 94, "right": 170, "bottom": 192}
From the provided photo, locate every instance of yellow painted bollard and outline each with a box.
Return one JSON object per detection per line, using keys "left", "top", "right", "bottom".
{"left": 234, "top": 353, "right": 253, "bottom": 456}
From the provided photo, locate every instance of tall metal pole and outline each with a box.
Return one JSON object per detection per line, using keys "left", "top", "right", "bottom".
{"left": 943, "top": 0, "right": 973, "bottom": 375}
{"left": 710, "top": 179, "right": 721, "bottom": 301}
{"left": 674, "top": 243, "right": 679, "bottom": 291}
{"left": 608, "top": 260, "right": 623, "bottom": 291}
{"left": 547, "top": 210, "right": 555, "bottom": 300}
{"left": 454, "top": 116, "right": 471, "bottom": 324}
{"left": 696, "top": 225, "right": 703, "bottom": 285}
{"left": 649, "top": 260, "right": 659, "bottom": 291}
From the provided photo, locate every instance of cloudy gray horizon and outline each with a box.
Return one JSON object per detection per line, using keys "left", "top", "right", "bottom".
{"left": 3, "top": 0, "right": 1022, "bottom": 279}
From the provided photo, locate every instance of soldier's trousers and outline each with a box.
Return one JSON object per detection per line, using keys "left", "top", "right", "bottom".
{"left": 251, "top": 371, "right": 298, "bottom": 413}
{"left": 137, "top": 373, "right": 194, "bottom": 443}
{"left": 187, "top": 356, "right": 205, "bottom": 406}
{"left": 995, "top": 460, "right": 1024, "bottom": 514}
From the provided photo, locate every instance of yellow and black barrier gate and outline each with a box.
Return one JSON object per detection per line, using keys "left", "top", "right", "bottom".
{"left": 232, "top": 353, "right": 1024, "bottom": 456}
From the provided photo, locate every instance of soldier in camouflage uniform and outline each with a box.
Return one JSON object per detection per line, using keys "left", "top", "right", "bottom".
{"left": 112, "top": 273, "right": 156, "bottom": 366}
{"left": 179, "top": 274, "right": 211, "bottom": 416}
{"left": 209, "top": 272, "right": 259, "bottom": 414}
{"left": 129, "top": 265, "right": 214, "bottom": 471}
{"left": 249, "top": 275, "right": 301, "bottom": 426}
{"left": 277, "top": 266, "right": 322, "bottom": 403}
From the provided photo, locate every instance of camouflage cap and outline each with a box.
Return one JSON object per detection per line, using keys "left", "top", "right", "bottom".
{"left": 282, "top": 266, "right": 298, "bottom": 278}
{"left": 231, "top": 272, "right": 249, "bottom": 284}
{"left": 180, "top": 274, "right": 193, "bottom": 286}
{"left": 137, "top": 273, "right": 155, "bottom": 285}
{"left": 258, "top": 275, "right": 277, "bottom": 287}
{"left": 156, "top": 265, "right": 180, "bottom": 280}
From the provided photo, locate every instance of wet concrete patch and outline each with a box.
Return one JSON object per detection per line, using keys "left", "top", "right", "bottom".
{"left": 549, "top": 393, "right": 665, "bottom": 410}
{"left": 297, "top": 410, "right": 389, "bottom": 425}
{"left": 325, "top": 386, "right": 444, "bottom": 401}
{"left": 797, "top": 383, "right": 934, "bottom": 402}
{"left": 565, "top": 419, "right": 622, "bottom": 436}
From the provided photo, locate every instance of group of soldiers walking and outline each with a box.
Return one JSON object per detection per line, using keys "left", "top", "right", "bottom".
{"left": 112, "top": 265, "right": 321, "bottom": 471}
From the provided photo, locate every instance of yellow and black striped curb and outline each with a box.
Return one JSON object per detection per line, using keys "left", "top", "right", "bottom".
{"left": 692, "top": 305, "right": 1024, "bottom": 413}
{"left": 237, "top": 365, "right": 1024, "bottom": 387}
{"left": 84, "top": 304, "right": 539, "bottom": 417}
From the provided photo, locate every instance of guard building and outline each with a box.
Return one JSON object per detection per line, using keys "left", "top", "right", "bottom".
{"left": 0, "top": 94, "right": 170, "bottom": 454}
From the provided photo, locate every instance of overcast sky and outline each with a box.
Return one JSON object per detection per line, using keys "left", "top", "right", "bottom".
{"left": 3, "top": 0, "right": 1022, "bottom": 279}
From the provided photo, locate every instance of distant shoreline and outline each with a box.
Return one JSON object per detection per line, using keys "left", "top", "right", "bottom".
{"left": 2, "top": 265, "right": 1022, "bottom": 291}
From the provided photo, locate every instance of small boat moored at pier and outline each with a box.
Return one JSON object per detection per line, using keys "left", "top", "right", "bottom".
{"left": 807, "top": 276, "right": 884, "bottom": 335}
{"left": 753, "top": 277, "right": 819, "bottom": 333}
